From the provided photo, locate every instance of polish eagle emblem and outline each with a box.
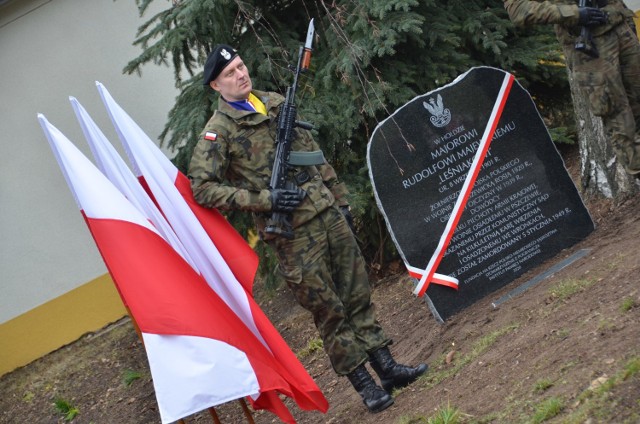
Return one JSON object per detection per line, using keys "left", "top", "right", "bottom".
{"left": 423, "top": 94, "right": 451, "bottom": 128}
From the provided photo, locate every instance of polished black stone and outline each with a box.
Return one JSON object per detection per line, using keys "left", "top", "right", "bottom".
{"left": 367, "top": 67, "right": 594, "bottom": 321}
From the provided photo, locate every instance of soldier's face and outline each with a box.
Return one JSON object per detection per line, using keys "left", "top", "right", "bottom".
{"left": 210, "top": 56, "right": 253, "bottom": 102}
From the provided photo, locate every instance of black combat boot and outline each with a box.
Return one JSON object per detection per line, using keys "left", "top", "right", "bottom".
{"left": 346, "top": 364, "right": 394, "bottom": 413}
{"left": 369, "top": 346, "right": 428, "bottom": 392}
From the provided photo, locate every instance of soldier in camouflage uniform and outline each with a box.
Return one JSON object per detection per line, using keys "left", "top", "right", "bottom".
{"left": 503, "top": 0, "right": 640, "bottom": 175}
{"left": 188, "top": 44, "right": 428, "bottom": 413}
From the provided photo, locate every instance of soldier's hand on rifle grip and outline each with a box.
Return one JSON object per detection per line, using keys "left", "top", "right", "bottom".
{"left": 578, "top": 7, "right": 608, "bottom": 26}
{"left": 270, "top": 188, "right": 306, "bottom": 213}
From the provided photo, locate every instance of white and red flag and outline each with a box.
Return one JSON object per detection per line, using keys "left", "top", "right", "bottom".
{"left": 69, "top": 97, "right": 197, "bottom": 270}
{"left": 38, "top": 113, "right": 327, "bottom": 423}
{"left": 96, "top": 82, "right": 258, "bottom": 293}
{"left": 86, "top": 84, "right": 327, "bottom": 419}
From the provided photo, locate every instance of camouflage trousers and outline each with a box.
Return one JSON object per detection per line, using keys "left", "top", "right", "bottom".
{"left": 268, "top": 206, "right": 391, "bottom": 375}
{"left": 561, "top": 21, "right": 640, "bottom": 174}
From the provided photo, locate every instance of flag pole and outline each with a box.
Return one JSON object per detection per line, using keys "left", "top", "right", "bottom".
{"left": 207, "top": 407, "right": 222, "bottom": 424}
{"left": 238, "top": 399, "right": 256, "bottom": 424}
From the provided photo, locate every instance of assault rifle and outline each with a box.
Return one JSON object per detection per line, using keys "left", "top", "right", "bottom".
{"left": 265, "top": 19, "right": 325, "bottom": 239}
{"left": 574, "top": 0, "right": 599, "bottom": 58}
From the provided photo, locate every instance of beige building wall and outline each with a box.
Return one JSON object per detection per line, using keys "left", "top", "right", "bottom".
{"left": 0, "top": 0, "right": 177, "bottom": 375}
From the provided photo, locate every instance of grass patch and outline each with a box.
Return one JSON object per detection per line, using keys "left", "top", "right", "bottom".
{"left": 396, "top": 403, "right": 465, "bottom": 424}
{"left": 531, "top": 397, "right": 564, "bottom": 423}
{"left": 620, "top": 297, "right": 636, "bottom": 312}
{"left": 547, "top": 278, "right": 596, "bottom": 302}
{"left": 53, "top": 397, "right": 79, "bottom": 421}
{"left": 470, "top": 356, "right": 639, "bottom": 423}
{"left": 426, "top": 404, "right": 463, "bottom": 424}
{"left": 297, "top": 338, "right": 323, "bottom": 358}
{"left": 596, "top": 318, "right": 616, "bottom": 333}
{"left": 474, "top": 395, "right": 537, "bottom": 424}
{"left": 533, "top": 378, "right": 554, "bottom": 393}
{"left": 123, "top": 370, "right": 143, "bottom": 387}
{"left": 419, "top": 323, "right": 520, "bottom": 390}
{"left": 622, "top": 357, "right": 640, "bottom": 380}
{"left": 554, "top": 356, "right": 640, "bottom": 422}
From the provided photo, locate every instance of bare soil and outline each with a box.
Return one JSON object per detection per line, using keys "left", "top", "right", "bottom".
{"left": 1, "top": 146, "right": 639, "bottom": 424}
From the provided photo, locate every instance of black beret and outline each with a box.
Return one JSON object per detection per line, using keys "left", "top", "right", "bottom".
{"left": 203, "top": 44, "right": 238, "bottom": 86}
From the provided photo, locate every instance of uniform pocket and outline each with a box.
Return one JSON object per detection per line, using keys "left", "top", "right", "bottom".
{"left": 574, "top": 70, "right": 614, "bottom": 117}
{"left": 278, "top": 263, "right": 303, "bottom": 285}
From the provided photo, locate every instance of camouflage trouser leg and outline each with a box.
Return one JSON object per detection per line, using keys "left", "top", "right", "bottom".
{"left": 269, "top": 206, "right": 391, "bottom": 375}
{"left": 568, "top": 22, "right": 640, "bottom": 174}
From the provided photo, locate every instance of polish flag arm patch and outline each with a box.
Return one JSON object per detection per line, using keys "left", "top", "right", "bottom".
{"left": 204, "top": 132, "right": 218, "bottom": 141}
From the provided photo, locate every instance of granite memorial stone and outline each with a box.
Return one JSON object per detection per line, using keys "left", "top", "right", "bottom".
{"left": 367, "top": 67, "right": 594, "bottom": 321}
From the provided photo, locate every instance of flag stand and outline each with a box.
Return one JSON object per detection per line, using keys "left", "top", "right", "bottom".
{"left": 175, "top": 399, "right": 254, "bottom": 423}
{"left": 237, "top": 398, "right": 255, "bottom": 423}
{"left": 208, "top": 406, "right": 222, "bottom": 424}
{"left": 203, "top": 399, "right": 255, "bottom": 423}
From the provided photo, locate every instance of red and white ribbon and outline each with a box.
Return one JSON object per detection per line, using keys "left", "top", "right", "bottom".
{"left": 414, "top": 72, "right": 515, "bottom": 297}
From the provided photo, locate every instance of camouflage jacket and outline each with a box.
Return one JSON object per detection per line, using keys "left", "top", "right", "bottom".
{"left": 189, "top": 90, "right": 349, "bottom": 238}
{"left": 503, "top": 0, "right": 634, "bottom": 37}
